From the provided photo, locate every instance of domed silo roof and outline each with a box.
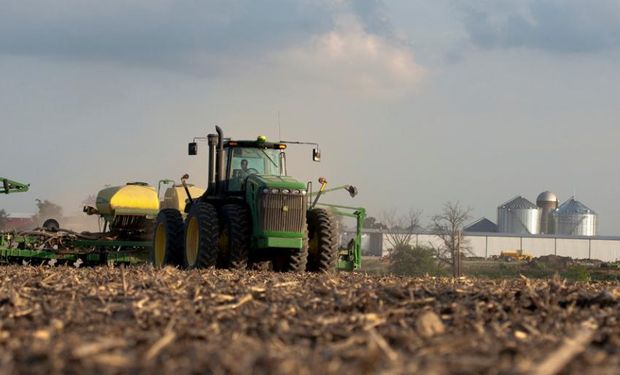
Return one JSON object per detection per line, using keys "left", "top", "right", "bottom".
{"left": 499, "top": 196, "right": 538, "bottom": 210}
{"left": 536, "top": 191, "right": 558, "bottom": 204}
{"left": 556, "top": 197, "right": 596, "bottom": 215}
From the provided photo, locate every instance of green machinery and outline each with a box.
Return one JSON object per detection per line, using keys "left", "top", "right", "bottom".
{"left": 329, "top": 204, "right": 365, "bottom": 271}
{"left": 0, "top": 177, "right": 149, "bottom": 264}
{"left": 153, "top": 126, "right": 364, "bottom": 272}
{"left": 0, "top": 233, "right": 149, "bottom": 265}
{"left": 308, "top": 181, "right": 366, "bottom": 271}
{"left": 0, "top": 132, "right": 367, "bottom": 271}
{"left": 1, "top": 177, "right": 29, "bottom": 194}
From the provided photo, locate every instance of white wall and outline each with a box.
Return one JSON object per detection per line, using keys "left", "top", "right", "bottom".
{"left": 591, "top": 240, "right": 620, "bottom": 262}
{"left": 379, "top": 232, "right": 620, "bottom": 262}
{"left": 556, "top": 238, "right": 590, "bottom": 259}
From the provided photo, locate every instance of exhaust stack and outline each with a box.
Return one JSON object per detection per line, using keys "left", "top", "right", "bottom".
{"left": 207, "top": 133, "right": 218, "bottom": 194}
{"left": 215, "top": 126, "right": 225, "bottom": 195}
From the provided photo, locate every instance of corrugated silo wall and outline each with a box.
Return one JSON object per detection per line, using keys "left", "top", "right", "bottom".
{"left": 497, "top": 208, "right": 541, "bottom": 235}
{"left": 554, "top": 214, "right": 597, "bottom": 236}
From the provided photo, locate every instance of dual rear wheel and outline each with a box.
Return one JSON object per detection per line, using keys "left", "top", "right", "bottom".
{"left": 184, "top": 202, "right": 219, "bottom": 268}
{"left": 151, "top": 209, "right": 184, "bottom": 267}
{"left": 215, "top": 204, "right": 251, "bottom": 270}
{"left": 151, "top": 203, "right": 251, "bottom": 270}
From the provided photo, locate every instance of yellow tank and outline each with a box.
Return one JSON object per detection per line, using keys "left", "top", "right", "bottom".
{"left": 96, "top": 182, "right": 160, "bottom": 218}
{"left": 161, "top": 185, "right": 206, "bottom": 212}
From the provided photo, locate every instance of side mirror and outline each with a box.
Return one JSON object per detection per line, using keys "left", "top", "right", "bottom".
{"left": 312, "top": 148, "right": 321, "bottom": 162}
{"left": 345, "top": 185, "right": 358, "bottom": 198}
{"left": 188, "top": 142, "right": 197, "bottom": 155}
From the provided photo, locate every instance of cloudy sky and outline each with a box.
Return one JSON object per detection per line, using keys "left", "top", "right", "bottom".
{"left": 2, "top": 0, "right": 620, "bottom": 233}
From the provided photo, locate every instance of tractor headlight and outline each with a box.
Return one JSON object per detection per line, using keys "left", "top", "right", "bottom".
{"left": 262, "top": 188, "right": 270, "bottom": 194}
{"left": 292, "top": 189, "right": 301, "bottom": 195}
{"left": 301, "top": 190, "right": 307, "bottom": 195}
{"left": 271, "top": 188, "right": 279, "bottom": 194}
{"left": 281, "top": 189, "right": 290, "bottom": 194}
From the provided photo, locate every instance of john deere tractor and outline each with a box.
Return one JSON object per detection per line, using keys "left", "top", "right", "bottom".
{"left": 152, "top": 126, "right": 341, "bottom": 272}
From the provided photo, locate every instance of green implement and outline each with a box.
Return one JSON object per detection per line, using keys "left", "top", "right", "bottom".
{"left": 1, "top": 178, "right": 29, "bottom": 195}
{"left": 0, "top": 232, "right": 150, "bottom": 265}
{"left": 308, "top": 181, "right": 365, "bottom": 271}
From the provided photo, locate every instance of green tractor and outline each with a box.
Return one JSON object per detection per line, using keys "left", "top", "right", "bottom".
{"left": 152, "top": 126, "right": 346, "bottom": 272}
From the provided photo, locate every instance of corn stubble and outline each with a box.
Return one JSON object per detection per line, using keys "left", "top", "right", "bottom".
{"left": 0, "top": 266, "right": 618, "bottom": 374}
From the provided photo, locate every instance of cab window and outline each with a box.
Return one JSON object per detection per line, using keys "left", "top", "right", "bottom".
{"left": 227, "top": 147, "right": 283, "bottom": 191}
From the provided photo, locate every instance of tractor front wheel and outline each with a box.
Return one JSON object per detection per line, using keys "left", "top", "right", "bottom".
{"left": 151, "top": 209, "right": 184, "bottom": 268}
{"left": 272, "top": 225, "right": 309, "bottom": 272}
{"left": 184, "top": 202, "right": 219, "bottom": 269}
{"left": 307, "top": 208, "right": 339, "bottom": 273}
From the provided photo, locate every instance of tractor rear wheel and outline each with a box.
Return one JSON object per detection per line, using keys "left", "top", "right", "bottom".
{"left": 218, "top": 204, "right": 251, "bottom": 270}
{"left": 272, "top": 225, "right": 309, "bottom": 272}
{"left": 307, "top": 208, "right": 339, "bottom": 273}
{"left": 184, "top": 202, "right": 219, "bottom": 269}
{"left": 151, "top": 209, "right": 184, "bottom": 268}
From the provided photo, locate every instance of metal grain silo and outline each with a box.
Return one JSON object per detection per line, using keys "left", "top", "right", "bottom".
{"left": 497, "top": 196, "right": 541, "bottom": 235}
{"left": 552, "top": 198, "right": 597, "bottom": 236}
{"left": 536, "top": 191, "right": 558, "bottom": 234}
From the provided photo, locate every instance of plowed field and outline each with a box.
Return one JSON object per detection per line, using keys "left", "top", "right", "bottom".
{"left": 0, "top": 266, "right": 618, "bottom": 374}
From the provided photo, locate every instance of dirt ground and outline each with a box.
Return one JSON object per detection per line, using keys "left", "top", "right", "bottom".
{"left": 0, "top": 266, "right": 619, "bottom": 375}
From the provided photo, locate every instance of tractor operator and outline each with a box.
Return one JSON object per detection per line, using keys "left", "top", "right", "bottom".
{"left": 229, "top": 159, "right": 254, "bottom": 190}
{"left": 239, "top": 159, "right": 251, "bottom": 179}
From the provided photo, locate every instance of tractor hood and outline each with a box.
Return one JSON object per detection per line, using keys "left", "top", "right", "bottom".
{"left": 250, "top": 175, "right": 307, "bottom": 191}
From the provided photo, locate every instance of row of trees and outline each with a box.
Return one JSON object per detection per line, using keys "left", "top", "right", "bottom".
{"left": 367, "top": 201, "right": 472, "bottom": 277}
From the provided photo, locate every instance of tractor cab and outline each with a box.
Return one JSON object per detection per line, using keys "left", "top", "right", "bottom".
{"left": 188, "top": 129, "right": 318, "bottom": 199}
{"left": 224, "top": 138, "right": 287, "bottom": 192}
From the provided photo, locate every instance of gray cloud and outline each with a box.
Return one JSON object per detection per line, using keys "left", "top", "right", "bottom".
{"left": 349, "top": 0, "right": 392, "bottom": 36}
{"left": 458, "top": 0, "right": 620, "bottom": 53}
{"left": 0, "top": 0, "right": 397, "bottom": 70}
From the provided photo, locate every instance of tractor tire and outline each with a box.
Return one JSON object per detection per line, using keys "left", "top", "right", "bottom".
{"left": 184, "top": 202, "right": 219, "bottom": 269}
{"left": 248, "top": 260, "right": 272, "bottom": 271}
{"left": 272, "top": 225, "right": 309, "bottom": 272}
{"left": 218, "top": 204, "right": 251, "bottom": 270}
{"left": 151, "top": 209, "right": 184, "bottom": 268}
{"left": 42, "top": 218, "right": 60, "bottom": 232}
{"left": 306, "top": 208, "right": 339, "bottom": 273}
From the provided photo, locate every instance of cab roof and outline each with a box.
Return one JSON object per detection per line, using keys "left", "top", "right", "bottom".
{"left": 224, "top": 139, "right": 286, "bottom": 149}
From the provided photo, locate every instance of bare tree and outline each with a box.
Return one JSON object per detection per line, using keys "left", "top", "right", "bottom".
{"left": 431, "top": 201, "right": 472, "bottom": 277}
{"left": 32, "top": 199, "right": 64, "bottom": 227}
{"left": 382, "top": 208, "right": 422, "bottom": 253}
{"left": 363, "top": 216, "right": 387, "bottom": 230}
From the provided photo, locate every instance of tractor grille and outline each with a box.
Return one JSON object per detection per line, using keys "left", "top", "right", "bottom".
{"left": 259, "top": 193, "right": 306, "bottom": 233}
